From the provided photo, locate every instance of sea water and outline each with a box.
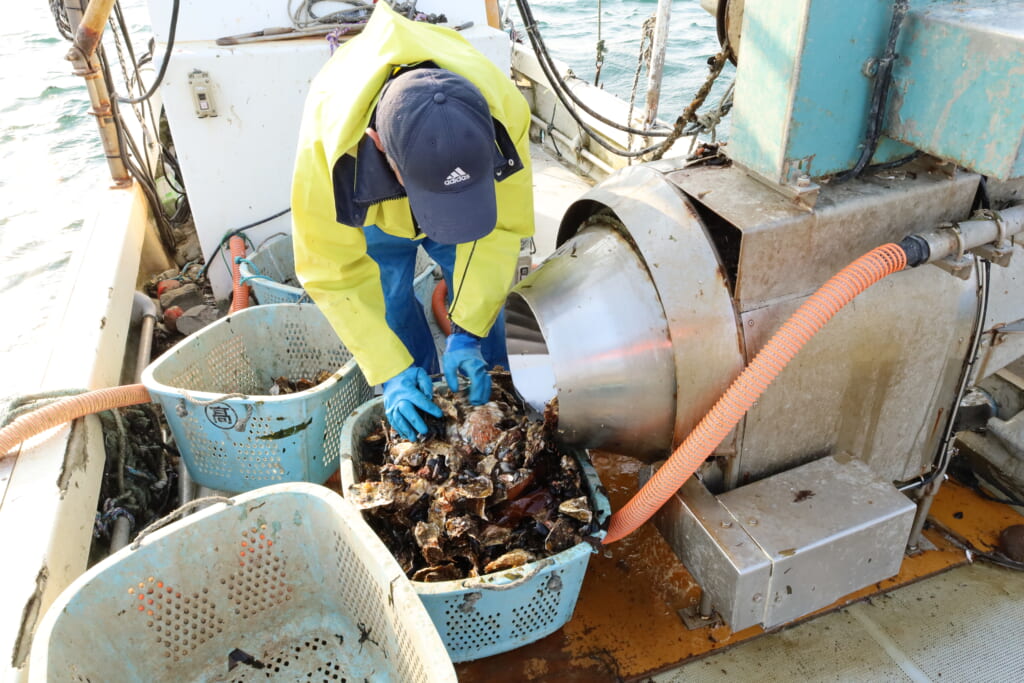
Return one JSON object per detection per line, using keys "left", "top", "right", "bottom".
{"left": 0, "top": 1, "right": 727, "bottom": 397}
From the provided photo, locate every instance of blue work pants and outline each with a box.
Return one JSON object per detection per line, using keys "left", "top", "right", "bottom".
{"left": 363, "top": 225, "right": 509, "bottom": 379}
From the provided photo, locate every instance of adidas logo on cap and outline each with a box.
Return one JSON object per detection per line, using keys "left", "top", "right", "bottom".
{"left": 443, "top": 167, "right": 471, "bottom": 186}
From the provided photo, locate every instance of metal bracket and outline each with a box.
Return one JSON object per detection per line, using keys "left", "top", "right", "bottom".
{"left": 905, "top": 535, "right": 938, "bottom": 556}
{"left": 742, "top": 166, "right": 820, "bottom": 210}
{"left": 970, "top": 210, "right": 1014, "bottom": 267}
{"left": 933, "top": 222, "right": 974, "bottom": 280}
{"left": 677, "top": 604, "right": 724, "bottom": 631}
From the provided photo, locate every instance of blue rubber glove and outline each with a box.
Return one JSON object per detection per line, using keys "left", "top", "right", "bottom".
{"left": 443, "top": 332, "right": 491, "bottom": 405}
{"left": 382, "top": 365, "right": 442, "bottom": 441}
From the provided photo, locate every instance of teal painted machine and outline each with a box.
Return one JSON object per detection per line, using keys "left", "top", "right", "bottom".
{"left": 507, "top": 0, "right": 1024, "bottom": 632}
{"left": 728, "top": 0, "right": 1024, "bottom": 189}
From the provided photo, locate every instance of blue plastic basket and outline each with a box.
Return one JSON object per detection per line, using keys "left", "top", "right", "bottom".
{"left": 141, "top": 304, "right": 373, "bottom": 493}
{"left": 338, "top": 395, "right": 610, "bottom": 663}
{"left": 239, "top": 233, "right": 438, "bottom": 305}
{"left": 30, "top": 484, "right": 457, "bottom": 682}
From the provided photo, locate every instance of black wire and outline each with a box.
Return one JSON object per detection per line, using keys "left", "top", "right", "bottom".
{"left": 834, "top": 0, "right": 909, "bottom": 182}
{"left": 864, "top": 150, "right": 921, "bottom": 173}
{"left": 113, "top": 0, "right": 179, "bottom": 105}
{"left": 897, "top": 260, "right": 991, "bottom": 492}
{"left": 109, "top": 4, "right": 190, "bottom": 222}
{"left": 446, "top": 240, "right": 477, "bottom": 320}
{"left": 514, "top": 0, "right": 673, "bottom": 141}
{"left": 196, "top": 209, "right": 293, "bottom": 279}
{"left": 515, "top": 8, "right": 669, "bottom": 157}
{"left": 97, "top": 44, "right": 178, "bottom": 251}
{"left": 232, "top": 208, "right": 292, "bottom": 234}
{"left": 715, "top": 0, "right": 737, "bottom": 66}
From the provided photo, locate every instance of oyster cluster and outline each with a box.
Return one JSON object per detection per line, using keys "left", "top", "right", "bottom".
{"left": 349, "top": 372, "right": 599, "bottom": 582}
{"left": 267, "top": 370, "right": 333, "bottom": 395}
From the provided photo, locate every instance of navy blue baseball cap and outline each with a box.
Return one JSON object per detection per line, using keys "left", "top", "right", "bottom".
{"left": 375, "top": 68, "right": 498, "bottom": 245}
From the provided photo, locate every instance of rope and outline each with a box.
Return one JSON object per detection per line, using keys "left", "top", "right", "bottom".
{"left": 626, "top": 16, "right": 657, "bottom": 160}
{"left": 685, "top": 79, "right": 734, "bottom": 149}
{"left": 593, "top": 0, "right": 607, "bottom": 87}
{"left": 0, "top": 384, "right": 152, "bottom": 458}
{"left": 289, "top": 0, "right": 373, "bottom": 29}
{"left": 651, "top": 44, "right": 732, "bottom": 161}
{"left": 48, "top": 0, "right": 73, "bottom": 40}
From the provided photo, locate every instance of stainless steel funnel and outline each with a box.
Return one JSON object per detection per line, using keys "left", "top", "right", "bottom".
{"left": 505, "top": 165, "right": 746, "bottom": 462}
{"left": 506, "top": 220, "right": 677, "bottom": 459}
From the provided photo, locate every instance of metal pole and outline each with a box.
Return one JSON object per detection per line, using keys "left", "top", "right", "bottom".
{"left": 907, "top": 474, "right": 943, "bottom": 551}
{"left": 63, "top": 0, "right": 132, "bottom": 187}
{"left": 643, "top": 0, "right": 673, "bottom": 128}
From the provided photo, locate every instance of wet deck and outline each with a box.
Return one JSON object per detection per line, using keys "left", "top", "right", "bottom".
{"left": 456, "top": 453, "right": 1024, "bottom": 682}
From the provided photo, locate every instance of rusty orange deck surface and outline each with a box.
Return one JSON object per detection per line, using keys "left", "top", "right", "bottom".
{"left": 456, "top": 455, "right": 1023, "bottom": 682}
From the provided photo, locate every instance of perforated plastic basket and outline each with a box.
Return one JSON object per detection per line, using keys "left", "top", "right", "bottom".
{"left": 339, "top": 395, "right": 610, "bottom": 663}
{"left": 239, "top": 233, "right": 438, "bottom": 305}
{"left": 141, "top": 303, "right": 373, "bottom": 493}
{"left": 29, "top": 484, "right": 457, "bottom": 682}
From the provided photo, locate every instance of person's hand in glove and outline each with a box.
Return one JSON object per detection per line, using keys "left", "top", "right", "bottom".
{"left": 382, "top": 364, "right": 443, "bottom": 441}
{"left": 443, "top": 330, "right": 491, "bottom": 405}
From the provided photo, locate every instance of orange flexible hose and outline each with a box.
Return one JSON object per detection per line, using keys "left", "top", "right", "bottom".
{"left": 0, "top": 384, "right": 152, "bottom": 458}
{"left": 432, "top": 279, "right": 453, "bottom": 336}
{"left": 603, "top": 243, "right": 908, "bottom": 545}
{"left": 229, "top": 235, "right": 250, "bottom": 314}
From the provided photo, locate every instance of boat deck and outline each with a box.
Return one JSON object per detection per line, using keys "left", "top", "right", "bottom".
{"left": 452, "top": 454, "right": 1024, "bottom": 682}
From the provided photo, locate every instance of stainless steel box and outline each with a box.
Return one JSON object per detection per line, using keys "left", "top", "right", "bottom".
{"left": 651, "top": 454, "right": 916, "bottom": 631}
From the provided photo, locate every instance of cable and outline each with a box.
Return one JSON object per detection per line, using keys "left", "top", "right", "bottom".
{"left": 446, "top": 240, "right": 478, "bottom": 321}
{"left": 514, "top": 0, "right": 673, "bottom": 139}
{"left": 864, "top": 150, "right": 922, "bottom": 173}
{"left": 113, "top": 0, "right": 179, "bottom": 105}
{"left": 515, "top": 4, "right": 670, "bottom": 157}
{"left": 715, "top": 0, "right": 736, "bottom": 66}
{"left": 834, "top": 0, "right": 909, "bottom": 182}
{"left": 197, "top": 209, "right": 292, "bottom": 279}
{"left": 896, "top": 258, "right": 990, "bottom": 492}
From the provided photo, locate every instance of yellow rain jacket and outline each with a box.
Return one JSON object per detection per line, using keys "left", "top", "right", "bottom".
{"left": 291, "top": 2, "right": 535, "bottom": 386}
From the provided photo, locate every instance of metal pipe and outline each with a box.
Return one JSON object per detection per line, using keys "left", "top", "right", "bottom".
{"left": 63, "top": 0, "right": 132, "bottom": 186}
{"left": 178, "top": 457, "right": 194, "bottom": 505}
{"left": 71, "top": 0, "right": 118, "bottom": 59}
{"left": 907, "top": 473, "right": 944, "bottom": 550}
{"left": 643, "top": 0, "right": 673, "bottom": 128}
{"left": 110, "top": 516, "right": 132, "bottom": 553}
{"left": 529, "top": 114, "right": 616, "bottom": 176}
{"left": 917, "top": 204, "right": 1024, "bottom": 263}
{"left": 131, "top": 292, "right": 157, "bottom": 383}
{"left": 698, "top": 590, "right": 714, "bottom": 619}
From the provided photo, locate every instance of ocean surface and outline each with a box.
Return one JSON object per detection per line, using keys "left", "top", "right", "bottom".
{"left": 0, "top": 1, "right": 727, "bottom": 396}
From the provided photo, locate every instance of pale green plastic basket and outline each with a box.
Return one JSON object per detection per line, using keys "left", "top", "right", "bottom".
{"left": 29, "top": 484, "right": 457, "bottom": 682}
{"left": 141, "top": 303, "right": 373, "bottom": 493}
{"left": 339, "top": 395, "right": 610, "bottom": 663}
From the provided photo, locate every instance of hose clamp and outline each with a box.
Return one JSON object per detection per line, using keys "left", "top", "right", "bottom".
{"left": 934, "top": 222, "right": 974, "bottom": 280}
{"left": 971, "top": 209, "right": 1014, "bottom": 267}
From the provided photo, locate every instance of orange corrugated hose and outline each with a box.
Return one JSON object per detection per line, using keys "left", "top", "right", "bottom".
{"left": 0, "top": 384, "right": 152, "bottom": 458}
{"left": 603, "top": 243, "right": 908, "bottom": 545}
{"left": 229, "top": 235, "right": 250, "bottom": 314}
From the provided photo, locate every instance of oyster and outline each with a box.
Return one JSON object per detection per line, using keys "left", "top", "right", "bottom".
{"left": 413, "top": 521, "right": 446, "bottom": 565}
{"left": 559, "top": 496, "right": 593, "bottom": 523}
{"left": 354, "top": 370, "right": 598, "bottom": 582}
{"left": 484, "top": 549, "right": 535, "bottom": 573}
{"left": 459, "top": 402, "right": 511, "bottom": 452}
{"left": 412, "top": 563, "right": 463, "bottom": 583}
{"left": 348, "top": 480, "right": 399, "bottom": 510}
